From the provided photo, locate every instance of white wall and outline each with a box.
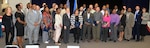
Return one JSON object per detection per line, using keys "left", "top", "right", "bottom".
{"left": 149, "top": 1, "right": 150, "bottom": 13}
{"left": 0, "top": 0, "right": 2, "bottom": 13}
{"left": 8, "top": 0, "right": 31, "bottom": 12}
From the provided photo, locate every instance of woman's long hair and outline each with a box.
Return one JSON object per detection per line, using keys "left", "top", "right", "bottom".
{"left": 104, "top": 10, "right": 109, "bottom": 17}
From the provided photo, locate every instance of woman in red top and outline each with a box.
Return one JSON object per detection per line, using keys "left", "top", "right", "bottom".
{"left": 101, "top": 10, "right": 111, "bottom": 42}
{"left": 42, "top": 7, "right": 52, "bottom": 44}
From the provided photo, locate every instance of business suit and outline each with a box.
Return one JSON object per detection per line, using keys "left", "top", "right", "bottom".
{"left": 125, "top": 12, "right": 134, "bottom": 40}
{"left": 133, "top": 10, "right": 142, "bottom": 41}
{"left": 82, "top": 12, "right": 94, "bottom": 41}
{"left": 27, "top": 10, "right": 41, "bottom": 44}
{"left": 63, "top": 13, "right": 71, "bottom": 43}
{"left": 92, "top": 11, "right": 102, "bottom": 41}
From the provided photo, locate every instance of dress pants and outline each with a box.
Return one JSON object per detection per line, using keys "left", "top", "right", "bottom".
{"left": 54, "top": 26, "right": 62, "bottom": 42}
{"left": 74, "top": 28, "right": 80, "bottom": 42}
{"left": 5, "top": 27, "right": 14, "bottom": 45}
{"left": 101, "top": 27, "right": 109, "bottom": 41}
{"left": 63, "top": 26, "right": 70, "bottom": 43}
{"left": 42, "top": 31, "right": 49, "bottom": 42}
{"left": 83, "top": 25, "right": 92, "bottom": 41}
{"left": 110, "top": 23, "right": 118, "bottom": 41}
{"left": 28, "top": 26, "right": 40, "bottom": 44}
{"left": 80, "top": 25, "right": 83, "bottom": 40}
{"left": 24, "top": 26, "right": 28, "bottom": 39}
{"left": 133, "top": 22, "right": 140, "bottom": 40}
{"left": 92, "top": 23, "right": 101, "bottom": 40}
{"left": 13, "top": 27, "right": 17, "bottom": 43}
{"left": 125, "top": 26, "right": 133, "bottom": 40}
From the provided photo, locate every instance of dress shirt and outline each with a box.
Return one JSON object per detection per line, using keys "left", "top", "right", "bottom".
{"left": 87, "top": 13, "right": 90, "bottom": 19}
{"left": 134, "top": 10, "right": 139, "bottom": 21}
{"left": 110, "top": 14, "right": 120, "bottom": 26}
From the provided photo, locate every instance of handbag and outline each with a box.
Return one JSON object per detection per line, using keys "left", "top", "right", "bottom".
{"left": 147, "top": 21, "right": 150, "bottom": 32}
{"left": 75, "top": 21, "right": 80, "bottom": 28}
{"left": 102, "top": 21, "right": 107, "bottom": 27}
{"left": 43, "top": 26, "right": 50, "bottom": 32}
{"left": 93, "top": 21, "right": 97, "bottom": 26}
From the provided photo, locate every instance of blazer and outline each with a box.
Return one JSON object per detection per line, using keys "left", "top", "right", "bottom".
{"left": 27, "top": 9, "right": 41, "bottom": 27}
{"left": 141, "top": 12, "right": 150, "bottom": 24}
{"left": 126, "top": 12, "right": 135, "bottom": 27}
{"left": 83, "top": 12, "right": 94, "bottom": 24}
{"left": 63, "top": 13, "right": 71, "bottom": 27}
{"left": 93, "top": 11, "right": 103, "bottom": 22}
{"left": 134, "top": 11, "right": 142, "bottom": 24}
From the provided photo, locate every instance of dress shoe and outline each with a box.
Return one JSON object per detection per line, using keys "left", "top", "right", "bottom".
{"left": 126, "top": 39, "right": 130, "bottom": 41}
{"left": 131, "top": 38, "right": 135, "bottom": 40}
{"left": 34, "top": 43, "right": 40, "bottom": 45}
{"left": 104, "top": 41, "right": 107, "bottom": 42}
{"left": 136, "top": 40, "right": 140, "bottom": 42}
{"left": 114, "top": 40, "right": 116, "bottom": 42}
{"left": 74, "top": 40, "right": 76, "bottom": 43}
{"left": 77, "top": 41, "right": 79, "bottom": 44}
{"left": 109, "top": 39, "right": 112, "bottom": 41}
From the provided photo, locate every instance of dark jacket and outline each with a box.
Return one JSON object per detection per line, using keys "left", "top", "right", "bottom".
{"left": 63, "top": 13, "right": 71, "bottom": 27}
{"left": 135, "top": 11, "right": 142, "bottom": 24}
{"left": 83, "top": 12, "right": 94, "bottom": 25}
{"left": 120, "top": 14, "right": 126, "bottom": 27}
{"left": 2, "top": 14, "right": 14, "bottom": 28}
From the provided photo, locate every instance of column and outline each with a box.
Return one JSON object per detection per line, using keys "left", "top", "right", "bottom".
{"left": 3, "top": 0, "right": 8, "bottom": 4}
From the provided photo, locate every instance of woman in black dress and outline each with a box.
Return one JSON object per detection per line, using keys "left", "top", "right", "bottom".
{"left": 2, "top": 7, "right": 14, "bottom": 45}
{"left": 118, "top": 9, "right": 126, "bottom": 41}
{"left": 15, "top": 4, "right": 26, "bottom": 48}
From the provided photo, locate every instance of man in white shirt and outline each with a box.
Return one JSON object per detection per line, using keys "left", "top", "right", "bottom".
{"left": 101, "top": 5, "right": 107, "bottom": 15}
{"left": 82, "top": 8, "right": 94, "bottom": 42}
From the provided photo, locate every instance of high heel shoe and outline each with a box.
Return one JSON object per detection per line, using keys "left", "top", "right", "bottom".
{"left": 55, "top": 42, "right": 61, "bottom": 45}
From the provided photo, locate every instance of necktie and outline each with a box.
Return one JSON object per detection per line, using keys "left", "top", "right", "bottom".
{"left": 134, "top": 11, "right": 138, "bottom": 21}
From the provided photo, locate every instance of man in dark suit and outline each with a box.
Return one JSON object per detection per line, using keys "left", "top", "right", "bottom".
{"left": 133, "top": 5, "right": 142, "bottom": 42}
{"left": 62, "top": 8, "right": 71, "bottom": 44}
{"left": 82, "top": 8, "right": 94, "bottom": 42}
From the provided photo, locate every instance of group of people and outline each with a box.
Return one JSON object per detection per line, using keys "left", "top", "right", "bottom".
{"left": 1, "top": 2, "right": 150, "bottom": 48}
